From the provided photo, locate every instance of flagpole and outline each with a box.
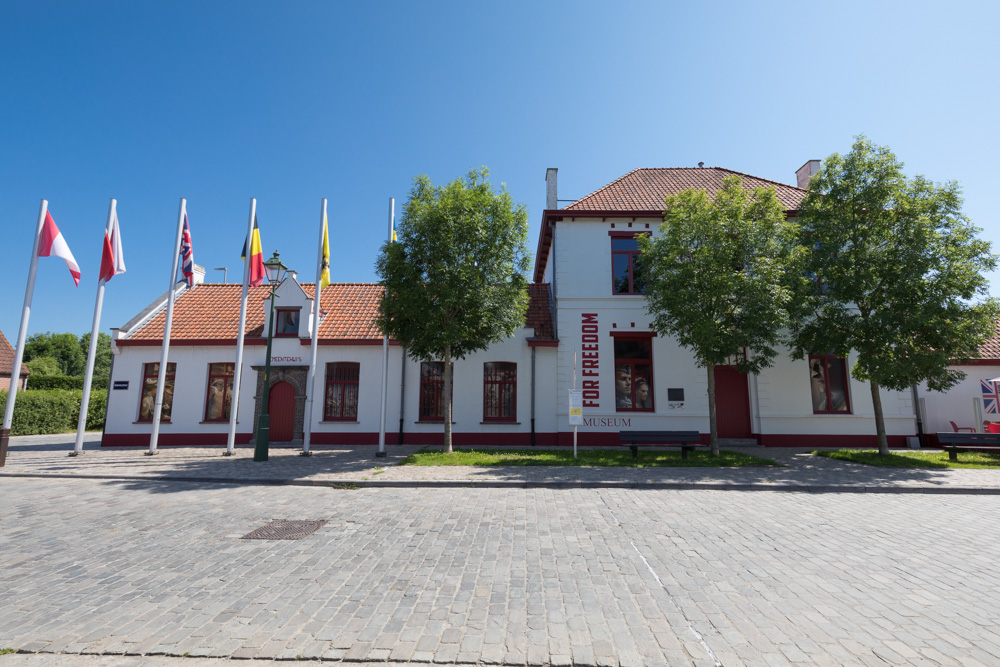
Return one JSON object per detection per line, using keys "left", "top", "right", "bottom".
{"left": 226, "top": 198, "right": 256, "bottom": 456}
{"left": 149, "top": 198, "right": 186, "bottom": 455}
{"left": 377, "top": 197, "right": 394, "bottom": 458}
{"left": 72, "top": 199, "right": 117, "bottom": 456}
{"left": 302, "top": 198, "right": 327, "bottom": 457}
{"left": 0, "top": 200, "right": 48, "bottom": 468}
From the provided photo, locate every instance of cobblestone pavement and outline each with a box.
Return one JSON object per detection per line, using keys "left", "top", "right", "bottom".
{"left": 3, "top": 433, "right": 1000, "bottom": 493}
{"left": 3, "top": 469, "right": 1000, "bottom": 666}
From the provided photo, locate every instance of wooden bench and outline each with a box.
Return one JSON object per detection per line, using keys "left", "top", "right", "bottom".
{"left": 619, "top": 430, "right": 704, "bottom": 460}
{"left": 936, "top": 432, "right": 1000, "bottom": 461}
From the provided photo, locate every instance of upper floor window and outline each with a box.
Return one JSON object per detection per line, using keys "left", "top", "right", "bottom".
{"left": 610, "top": 233, "right": 648, "bottom": 294}
{"left": 274, "top": 308, "right": 300, "bottom": 337}
{"left": 483, "top": 362, "right": 517, "bottom": 422}
{"left": 809, "top": 355, "right": 850, "bottom": 413}
{"left": 138, "top": 362, "right": 175, "bottom": 422}
{"left": 204, "top": 362, "right": 235, "bottom": 421}
{"left": 614, "top": 337, "right": 654, "bottom": 412}
{"left": 325, "top": 362, "right": 360, "bottom": 421}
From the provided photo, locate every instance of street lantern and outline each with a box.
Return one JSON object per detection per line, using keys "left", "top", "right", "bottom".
{"left": 263, "top": 252, "right": 288, "bottom": 284}
{"left": 254, "top": 251, "right": 289, "bottom": 462}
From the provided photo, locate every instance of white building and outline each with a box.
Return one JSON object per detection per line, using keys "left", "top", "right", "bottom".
{"left": 103, "top": 164, "right": 929, "bottom": 449}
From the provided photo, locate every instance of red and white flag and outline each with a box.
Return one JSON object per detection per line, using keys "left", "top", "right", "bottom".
{"left": 99, "top": 210, "right": 127, "bottom": 283}
{"left": 38, "top": 211, "right": 81, "bottom": 286}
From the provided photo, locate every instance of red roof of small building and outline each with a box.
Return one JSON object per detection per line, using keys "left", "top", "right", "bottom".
{"left": 977, "top": 321, "right": 1000, "bottom": 361}
{"left": 123, "top": 282, "right": 555, "bottom": 344}
{"left": 0, "top": 330, "right": 29, "bottom": 378}
{"left": 526, "top": 283, "right": 555, "bottom": 342}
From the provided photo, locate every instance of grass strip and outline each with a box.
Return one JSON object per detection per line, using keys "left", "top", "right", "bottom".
{"left": 399, "top": 447, "right": 777, "bottom": 467}
{"left": 814, "top": 449, "right": 1000, "bottom": 469}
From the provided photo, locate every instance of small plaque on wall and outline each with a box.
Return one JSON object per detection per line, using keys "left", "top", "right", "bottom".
{"left": 113, "top": 380, "right": 129, "bottom": 390}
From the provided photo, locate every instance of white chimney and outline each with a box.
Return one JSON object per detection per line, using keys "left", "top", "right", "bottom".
{"left": 796, "top": 160, "right": 821, "bottom": 189}
{"left": 287, "top": 270, "right": 298, "bottom": 283}
{"left": 192, "top": 264, "right": 206, "bottom": 285}
{"left": 545, "top": 168, "right": 558, "bottom": 210}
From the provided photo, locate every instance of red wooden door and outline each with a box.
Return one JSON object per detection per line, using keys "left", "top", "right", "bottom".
{"left": 268, "top": 381, "right": 296, "bottom": 442}
{"left": 713, "top": 366, "right": 752, "bottom": 438}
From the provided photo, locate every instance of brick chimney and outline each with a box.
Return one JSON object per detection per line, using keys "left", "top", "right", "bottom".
{"left": 545, "top": 168, "right": 558, "bottom": 210}
{"left": 796, "top": 160, "right": 820, "bottom": 189}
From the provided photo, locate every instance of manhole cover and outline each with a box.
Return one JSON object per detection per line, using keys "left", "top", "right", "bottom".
{"left": 241, "top": 520, "right": 328, "bottom": 540}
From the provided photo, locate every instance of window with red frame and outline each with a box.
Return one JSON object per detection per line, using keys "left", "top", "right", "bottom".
{"left": 483, "top": 362, "right": 516, "bottom": 422}
{"left": 274, "top": 308, "right": 300, "bottom": 337}
{"left": 138, "top": 362, "right": 176, "bottom": 422}
{"left": 419, "top": 362, "right": 452, "bottom": 422}
{"left": 808, "top": 355, "right": 850, "bottom": 413}
{"left": 204, "top": 362, "right": 235, "bottom": 421}
{"left": 613, "top": 337, "right": 654, "bottom": 412}
{"left": 324, "top": 362, "right": 360, "bottom": 420}
{"left": 611, "top": 233, "right": 648, "bottom": 295}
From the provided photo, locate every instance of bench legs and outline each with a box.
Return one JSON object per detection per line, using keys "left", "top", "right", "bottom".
{"left": 630, "top": 444, "right": 695, "bottom": 460}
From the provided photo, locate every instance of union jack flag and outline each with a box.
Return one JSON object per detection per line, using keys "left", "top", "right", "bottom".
{"left": 180, "top": 213, "right": 195, "bottom": 286}
{"left": 981, "top": 379, "right": 1000, "bottom": 414}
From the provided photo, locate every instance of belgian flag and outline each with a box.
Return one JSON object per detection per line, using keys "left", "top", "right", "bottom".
{"left": 241, "top": 215, "right": 265, "bottom": 287}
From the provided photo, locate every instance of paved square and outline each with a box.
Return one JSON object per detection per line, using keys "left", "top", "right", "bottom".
{"left": 2, "top": 475, "right": 999, "bottom": 666}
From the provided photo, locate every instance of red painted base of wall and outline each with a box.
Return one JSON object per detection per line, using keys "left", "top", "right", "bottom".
{"left": 757, "top": 433, "right": 911, "bottom": 448}
{"left": 101, "top": 431, "right": 915, "bottom": 449}
{"left": 101, "top": 433, "right": 254, "bottom": 447}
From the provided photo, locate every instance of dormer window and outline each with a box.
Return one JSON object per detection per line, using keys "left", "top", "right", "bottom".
{"left": 274, "top": 308, "right": 300, "bottom": 337}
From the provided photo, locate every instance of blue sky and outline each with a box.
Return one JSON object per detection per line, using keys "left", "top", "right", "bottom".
{"left": 2, "top": 1, "right": 998, "bottom": 341}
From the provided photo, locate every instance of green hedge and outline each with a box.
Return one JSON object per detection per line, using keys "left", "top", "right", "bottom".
{"left": 0, "top": 389, "right": 107, "bottom": 435}
{"left": 27, "top": 375, "right": 109, "bottom": 391}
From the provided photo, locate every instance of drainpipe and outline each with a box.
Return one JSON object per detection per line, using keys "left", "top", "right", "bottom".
{"left": 398, "top": 348, "right": 406, "bottom": 446}
{"left": 530, "top": 346, "right": 536, "bottom": 446}
{"left": 911, "top": 384, "right": 925, "bottom": 448}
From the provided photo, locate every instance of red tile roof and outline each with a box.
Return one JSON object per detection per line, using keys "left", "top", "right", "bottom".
{"left": 124, "top": 282, "right": 555, "bottom": 344}
{"left": 564, "top": 167, "right": 807, "bottom": 212}
{"left": 977, "top": 322, "right": 1000, "bottom": 361}
{"left": 0, "top": 330, "right": 29, "bottom": 377}
{"left": 526, "top": 284, "right": 555, "bottom": 341}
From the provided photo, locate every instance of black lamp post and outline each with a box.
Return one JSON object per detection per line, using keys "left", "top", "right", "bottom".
{"left": 254, "top": 251, "right": 288, "bottom": 462}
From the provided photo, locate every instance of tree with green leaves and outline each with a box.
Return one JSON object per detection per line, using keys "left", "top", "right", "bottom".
{"left": 24, "top": 356, "right": 61, "bottom": 376}
{"left": 639, "top": 175, "right": 803, "bottom": 455}
{"left": 375, "top": 168, "right": 531, "bottom": 453}
{"left": 23, "top": 332, "right": 85, "bottom": 377}
{"left": 80, "top": 332, "right": 113, "bottom": 385}
{"left": 793, "top": 136, "right": 999, "bottom": 454}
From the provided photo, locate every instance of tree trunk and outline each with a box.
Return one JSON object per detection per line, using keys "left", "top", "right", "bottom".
{"left": 443, "top": 345, "right": 453, "bottom": 454}
{"left": 869, "top": 379, "right": 889, "bottom": 455}
{"left": 707, "top": 363, "right": 719, "bottom": 456}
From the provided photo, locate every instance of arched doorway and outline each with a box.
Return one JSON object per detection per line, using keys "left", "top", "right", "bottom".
{"left": 268, "top": 381, "right": 296, "bottom": 442}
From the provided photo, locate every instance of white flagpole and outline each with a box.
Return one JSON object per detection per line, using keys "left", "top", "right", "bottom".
{"left": 302, "top": 198, "right": 327, "bottom": 456}
{"left": 226, "top": 198, "right": 256, "bottom": 456}
{"left": 149, "top": 198, "right": 187, "bottom": 455}
{"left": 73, "top": 199, "right": 117, "bottom": 456}
{"left": 0, "top": 199, "right": 48, "bottom": 467}
{"left": 376, "top": 198, "right": 394, "bottom": 458}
